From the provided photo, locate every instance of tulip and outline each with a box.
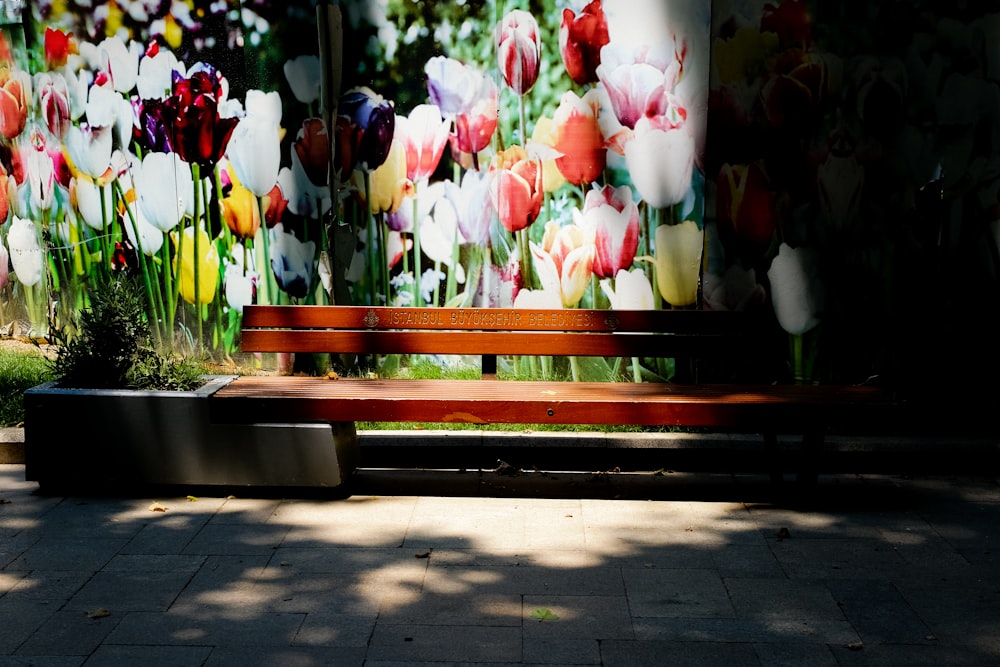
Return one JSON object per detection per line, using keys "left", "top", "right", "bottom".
{"left": 134, "top": 151, "right": 192, "bottom": 232}
{"left": 529, "top": 117, "right": 567, "bottom": 193}
{"left": 456, "top": 170, "right": 493, "bottom": 246}
{"left": 122, "top": 201, "right": 165, "bottom": 256}
{"left": 85, "top": 36, "right": 140, "bottom": 94}
{"left": 651, "top": 221, "right": 703, "bottom": 307}
{"left": 0, "top": 233, "right": 8, "bottom": 289}
{"left": 221, "top": 170, "right": 262, "bottom": 240}
{"left": 269, "top": 222, "right": 316, "bottom": 299}
{"left": 452, "top": 78, "right": 498, "bottom": 158}
{"left": 489, "top": 146, "right": 543, "bottom": 234}
{"left": 224, "top": 256, "right": 258, "bottom": 312}
{"left": 0, "top": 162, "right": 8, "bottom": 224}
{"left": 424, "top": 57, "right": 498, "bottom": 162}
{"left": 817, "top": 150, "right": 864, "bottom": 232}
{"left": 8, "top": 215, "right": 44, "bottom": 287}
{"left": 37, "top": 73, "right": 71, "bottom": 140}
{"left": 136, "top": 41, "right": 184, "bottom": 101}
{"left": 44, "top": 27, "right": 74, "bottom": 70}
{"left": 263, "top": 182, "right": 288, "bottom": 228}
{"left": 396, "top": 104, "right": 450, "bottom": 183}
{"left": 767, "top": 242, "right": 822, "bottom": 336}
{"left": 337, "top": 86, "right": 395, "bottom": 174}
{"left": 0, "top": 69, "right": 29, "bottom": 140}
{"left": 138, "top": 98, "right": 174, "bottom": 153}
{"left": 226, "top": 90, "right": 282, "bottom": 197}
{"left": 715, "top": 160, "right": 777, "bottom": 257}
{"left": 496, "top": 10, "right": 541, "bottom": 95}
{"left": 26, "top": 140, "right": 57, "bottom": 212}
{"left": 577, "top": 184, "right": 639, "bottom": 279}
{"left": 172, "top": 224, "right": 220, "bottom": 305}
{"left": 601, "top": 268, "right": 655, "bottom": 310}
{"left": 65, "top": 122, "right": 113, "bottom": 180}
{"left": 163, "top": 67, "right": 239, "bottom": 169}
{"left": 624, "top": 116, "right": 694, "bottom": 208}
{"left": 559, "top": 0, "right": 610, "bottom": 85}
{"left": 551, "top": 89, "right": 606, "bottom": 186}
{"left": 596, "top": 42, "right": 678, "bottom": 130}
{"left": 368, "top": 136, "right": 413, "bottom": 215}
{"left": 702, "top": 264, "right": 766, "bottom": 312}
{"left": 283, "top": 55, "right": 321, "bottom": 105}
{"left": 72, "top": 177, "right": 110, "bottom": 231}
{"left": 277, "top": 157, "right": 328, "bottom": 220}
{"left": 528, "top": 239, "right": 595, "bottom": 308}
{"left": 292, "top": 118, "right": 330, "bottom": 188}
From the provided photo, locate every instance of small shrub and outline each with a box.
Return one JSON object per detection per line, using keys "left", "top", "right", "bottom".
{"left": 0, "top": 348, "right": 56, "bottom": 427}
{"left": 48, "top": 275, "right": 204, "bottom": 391}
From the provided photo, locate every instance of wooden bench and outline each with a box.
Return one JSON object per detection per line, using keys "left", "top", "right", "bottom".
{"left": 209, "top": 305, "right": 896, "bottom": 485}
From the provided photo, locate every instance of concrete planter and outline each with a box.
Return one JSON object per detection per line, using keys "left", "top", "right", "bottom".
{"left": 23, "top": 376, "right": 358, "bottom": 493}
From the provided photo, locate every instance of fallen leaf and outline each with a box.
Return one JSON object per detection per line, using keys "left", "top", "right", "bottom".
{"left": 845, "top": 642, "right": 864, "bottom": 651}
{"left": 326, "top": 371, "right": 339, "bottom": 380}
{"left": 415, "top": 550, "right": 432, "bottom": 559}
{"left": 86, "top": 608, "right": 111, "bottom": 619}
{"left": 149, "top": 501, "right": 168, "bottom": 512}
{"left": 531, "top": 608, "right": 559, "bottom": 621}
{"left": 186, "top": 495, "right": 199, "bottom": 502}
{"left": 776, "top": 527, "right": 791, "bottom": 540}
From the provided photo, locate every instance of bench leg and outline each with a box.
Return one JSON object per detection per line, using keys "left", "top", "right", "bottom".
{"left": 796, "top": 430, "right": 824, "bottom": 486}
{"left": 764, "top": 432, "right": 784, "bottom": 485}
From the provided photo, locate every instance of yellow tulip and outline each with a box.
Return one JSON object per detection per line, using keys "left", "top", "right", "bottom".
{"left": 172, "top": 225, "right": 220, "bottom": 305}
{"left": 653, "top": 221, "right": 703, "bottom": 307}
{"left": 221, "top": 176, "right": 262, "bottom": 240}
{"left": 530, "top": 116, "right": 567, "bottom": 194}
{"left": 368, "top": 138, "right": 414, "bottom": 214}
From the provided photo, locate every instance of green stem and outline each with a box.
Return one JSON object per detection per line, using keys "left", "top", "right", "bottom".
{"left": 364, "top": 172, "right": 377, "bottom": 305}
{"left": 412, "top": 190, "right": 422, "bottom": 306}
{"left": 191, "top": 163, "right": 203, "bottom": 349}
{"left": 113, "top": 179, "right": 164, "bottom": 346}
{"left": 632, "top": 357, "right": 643, "bottom": 383}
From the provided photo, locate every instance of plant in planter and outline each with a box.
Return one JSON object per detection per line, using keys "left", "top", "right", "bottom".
{"left": 24, "top": 275, "right": 359, "bottom": 493}
{"left": 47, "top": 275, "right": 204, "bottom": 391}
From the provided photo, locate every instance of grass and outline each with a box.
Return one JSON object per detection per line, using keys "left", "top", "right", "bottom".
{"left": 0, "top": 347, "right": 56, "bottom": 427}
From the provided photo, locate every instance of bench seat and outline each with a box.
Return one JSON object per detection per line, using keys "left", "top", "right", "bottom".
{"left": 210, "top": 376, "right": 891, "bottom": 430}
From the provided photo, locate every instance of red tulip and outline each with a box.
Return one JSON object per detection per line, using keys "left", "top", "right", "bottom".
{"left": 551, "top": 89, "right": 606, "bottom": 186}
{"left": 161, "top": 66, "right": 238, "bottom": 169}
{"left": 293, "top": 118, "right": 330, "bottom": 187}
{"left": 716, "top": 161, "right": 777, "bottom": 256}
{"left": 44, "top": 28, "right": 74, "bottom": 70}
{"left": 496, "top": 10, "right": 541, "bottom": 96}
{"left": 581, "top": 184, "right": 639, "bottom": 279}
{"left": 559, "top": 0, "right": 609, "bottom": 86}
{"left": 490, "top": 146, "right": 543, "bottom": 233}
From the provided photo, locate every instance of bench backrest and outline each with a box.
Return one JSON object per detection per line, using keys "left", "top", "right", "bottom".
{"left": 240, "top": 305, "right": 750, "bottom": 359}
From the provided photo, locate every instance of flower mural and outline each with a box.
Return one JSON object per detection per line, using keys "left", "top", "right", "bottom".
{"left": 3, "top": 0, "right": 992, "bottom": 392}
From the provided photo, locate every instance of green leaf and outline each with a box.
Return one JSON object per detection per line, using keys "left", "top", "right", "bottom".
{"left": 531, "top": 608, "right": 559, "bottom": 621}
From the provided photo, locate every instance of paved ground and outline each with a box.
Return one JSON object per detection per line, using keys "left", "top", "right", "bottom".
{"left": 2, "top": 465, "right": 1000, "bottom": 666}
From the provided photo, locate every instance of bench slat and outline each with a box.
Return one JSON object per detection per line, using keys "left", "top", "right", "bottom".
{"left": 242, "top": 305, "right": 745, "bottom": 334}
{"left": 240, "top": 329, "right": 742, "bottom": 357}
{"left": 211, "top": 376, "right": 892, "bottom": 429}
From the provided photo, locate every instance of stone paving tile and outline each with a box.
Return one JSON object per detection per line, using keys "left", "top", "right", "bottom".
{"left": 521, "top": 595, "right": 633, "bottom": 640}
{"left": 207, "top": 497, "right": 282, "bottom": 524}
{"left": 103, "top": 610, "right": 306, "bottom": 646}
{"left": 291, "top": 611, "right": 377, "bottom": 647}
{"left": 203, "top": 645, "right": 366, "bottom": 666}
{"left": 767, "top": 537, "right": 909, "bottom": 579}
{"left": 64, "top": 555, "right": 204, "bottom": 613}
{"left": 633, "top": 617, "right": 792, "bottom": 643}
{"left": 599, "top": 639, "right": 760, "bottom": 666}
{"left": 423, "top": 563, "right": 625, "bottom": 597}
{"left": 0, "top": 656, "right": 84, "bottom": 666}
{"left": 1, "top": 571, "right": 92, "bottom": 604}
{"left": 5, "top": 537, "right": 129, "bottom": 572}
{"left": 167, "top": 555, "right": 271, "bottom": 615}
{"left": 270, "top": 497, "right": 418, "bottom": 549}
{"left": 0, "top": 598, "right": 60, "bottom": 654}
{"left": 623, "top": 567, "right": 734, "bottom": 619}
{"left": 826, "top": 580, "right": 934, "bottom": 646}
{"left": 521, "top": 638, "right": 601, "bottom": 665}
{"left": 752, "top": 642, "right": 838, "bottom": 666}
{"left": 83, "top": 644, "right": 212, "bottom": 667}
{"left": 14, "top": 609, "right": 120, "bottom": 657}
{"left": 710, "top": 543, "right": 785, "bottom": 578}
{"left": 181, "top": 522, "right": 289, "bottom": 556}
{"left": 119, "top": 513, "right": 215, "bottom": 555}
{"left": 378, "top": 590, "right": 523, "bottom": 626}
{"left": 724, "top": 578, "right": 860, "bottom": 644}
{"left": 367, "top": 623, "right": 522, "bottom": 663}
